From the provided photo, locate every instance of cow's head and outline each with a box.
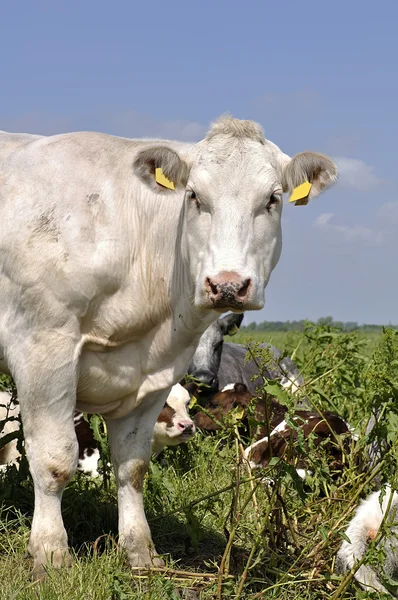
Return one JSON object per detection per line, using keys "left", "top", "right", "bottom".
{"left": 133, "top": 116, "right": 337, "bottom": 312}
{"left": 152, "top": 384, "right": 195, "bottom": 455}
{"left": 187, "top": 313, "right": 243, "bottom": 393}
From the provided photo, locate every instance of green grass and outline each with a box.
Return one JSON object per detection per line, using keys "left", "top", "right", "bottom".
{"left": 227, "top": 329, "right": 382, "bottom": 357}
{"left": 1, "top": 325, "right": 398, "bottom": 599}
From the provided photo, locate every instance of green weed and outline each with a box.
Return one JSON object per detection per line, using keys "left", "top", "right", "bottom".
{"left": 0, "top": 325, "right": 397, "bottom": 599}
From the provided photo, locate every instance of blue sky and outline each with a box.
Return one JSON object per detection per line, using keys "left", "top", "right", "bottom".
{"left": 1, "top": 1, "right": 397, "bottom": 324}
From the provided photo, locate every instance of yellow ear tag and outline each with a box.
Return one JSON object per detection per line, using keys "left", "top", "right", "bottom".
{"left": 234, "top": 406, "right": 246, "bottom": 421}
{"left": 189, "top": 395, "right": 197, "bottom": 409}
{"left": 155, "top": 167, "right": 175, "bottom": 190}
{"left": 289, "top": 181, "right": 312, "bottom": 206}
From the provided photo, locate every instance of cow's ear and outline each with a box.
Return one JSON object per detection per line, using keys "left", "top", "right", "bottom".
{"left": 194, "top": 411, "right": 220, "bottom": 431}
{"left": 282, "top": 152, "right": 338, "bottom": 201}
{"left": 183, "top": 381, "right": 200, "bottom": 398}
{"left": 234, "top": 382, "right": 248, "bottom": 394}
{"left": 133, "top": 146, "right": 190, "bottom": 193}
{"left": 218, "top": 313, "right": 244, "bottom": 336}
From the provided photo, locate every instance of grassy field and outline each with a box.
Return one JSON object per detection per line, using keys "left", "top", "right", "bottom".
{"left": 228, "top": 329, "right": 383, "bottom": 357}
{"left": 1, "top": 325, "right": 398, "bottom": 599}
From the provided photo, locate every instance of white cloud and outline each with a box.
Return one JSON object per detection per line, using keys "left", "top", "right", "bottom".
{"left": 314, "top": 212, "right": 384, "bottom": 246}
{"left": 334, "top": 157, "right": 382, "bottom": 191}
{"left": 1, "top": 111, "right": 207, "bottom": 142}
{"left": 314, "top": 213, "right": 333, "bottom": 227}
{"left": 107, "top": 111, "right": 206, "bottom": 141}
{"left": 1, "top": 113, "right": 75, "bottom": 136}
{"left": 160, "top": 119, "right": 207, "bottom": 141}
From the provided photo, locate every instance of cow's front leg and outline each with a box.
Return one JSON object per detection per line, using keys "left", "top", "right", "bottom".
{"left": 106, "top": 391, "right": 168, "bottom": 568}
{"left": 9, "top": 332, "right": 80, "bottom": 580}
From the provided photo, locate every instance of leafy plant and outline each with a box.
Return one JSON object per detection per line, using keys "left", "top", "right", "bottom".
{"left": 1, "top": 325, "right": 398, "bottom": 599}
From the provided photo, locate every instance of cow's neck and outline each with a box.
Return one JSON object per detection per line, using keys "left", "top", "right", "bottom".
{"left": 77, "top": 169, "right": 222, "bottom": 415}
{"left": 83, "top": 185, "right": 217, "bottom": 353}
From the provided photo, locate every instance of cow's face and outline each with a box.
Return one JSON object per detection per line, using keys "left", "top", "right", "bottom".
{"left": 152, "top": 384, "right": 195, "bottom": 454}
{"left": 187, "top": 313, "right": 243, "bottom": 393}
{"left": 133, "top": 117, "right": 337, "bottom": 314}
{"left": 186, "top": 120, "right": 337, "bottom": 312}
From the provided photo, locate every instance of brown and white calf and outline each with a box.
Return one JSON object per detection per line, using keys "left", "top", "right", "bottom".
{"left": 152, "top": 384, "right": 195, "bottom": 455}
{"left": 193, "top": 382, "right": 352, "bottom": 480}
{"left": 0, "top": 385, "right": 195, "bottom": 476}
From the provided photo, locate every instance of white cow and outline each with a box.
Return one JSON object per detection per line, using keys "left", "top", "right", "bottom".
{"left": 0, "top": 116, "right": 337, "bottom": 578}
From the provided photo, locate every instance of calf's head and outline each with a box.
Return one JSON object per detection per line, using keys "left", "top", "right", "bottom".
{"left": 133, "top": 116, "right": 337, "bottom": 313}
{"left": 193, "top": 382, "right": 254, "bottom": 431}
{"left": 152, "top": 384, "right": 195, "bottom": 455}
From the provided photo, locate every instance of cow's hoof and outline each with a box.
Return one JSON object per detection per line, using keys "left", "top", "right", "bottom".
{"left": 31, "top": 564, "right": 47, "bottom": 582}
{"left": 128, "top": 549, "right": 165, "bottom": 570}
{"left": 151, "top": 553, "right": 165, "bottom": 568}
{"left": 30, "top": 548, "right": 73, "bottom": 581}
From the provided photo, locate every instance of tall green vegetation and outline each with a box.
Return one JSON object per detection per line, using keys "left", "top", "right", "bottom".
{"left": 242, "top": 317, "right": 397, "bottom": 334}
{"left": 0, "top": 325, "right": 397, "bottom": 598}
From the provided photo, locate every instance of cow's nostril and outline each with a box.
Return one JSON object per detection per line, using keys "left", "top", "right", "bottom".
{"left": 237, "top": 279, "right": 251, "bottom": 298}
{"left": 206, "top": 278, "right": 219, "bottom": 296}
{"left": 178, "top": 422, "right": 192, "bottom": 431}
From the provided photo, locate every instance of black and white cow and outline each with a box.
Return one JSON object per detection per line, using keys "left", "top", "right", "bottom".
{"left": 187, "top": 313, "right": 305, "bottom": 398}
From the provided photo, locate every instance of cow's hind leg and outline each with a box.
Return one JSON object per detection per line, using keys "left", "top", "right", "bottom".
{"left": 9, "top": 334, "right": 80, "bottom": 580}
{"left": 106, "top": 391, "right": 168, "bottom": 569}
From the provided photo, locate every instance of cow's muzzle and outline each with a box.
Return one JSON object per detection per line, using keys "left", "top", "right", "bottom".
{"left": 204, "top": 272, "right": 252, "bottom": 309}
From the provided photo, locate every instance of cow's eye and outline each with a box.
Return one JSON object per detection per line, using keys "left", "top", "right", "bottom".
{"left": 266, "top": 193, "right": 281, "bottom": 211}
{"left": 187, "top": 189, "right": 201, "bottom": 211}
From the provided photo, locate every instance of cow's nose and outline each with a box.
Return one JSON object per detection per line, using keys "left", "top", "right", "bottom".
{"left": 192, "top": 370, "right": 219, "bottom": 391}
{"left": 178, "top": 421, "right": 194, "bottom": 433}
{"left": 205, "top": 272, "right": 252, "bottom": 308}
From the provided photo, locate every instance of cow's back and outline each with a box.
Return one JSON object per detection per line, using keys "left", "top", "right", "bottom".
{"left": 218, "top": 344, "right": 261, "bottom": 392}
{"left": 0, "top": 131, "right": 43, "bottom": 171}
{"left": 218, "top": 342, "right": 304, "bottom": 394}
{"left": 0, "top": 129, "right": 201, "bottom": 416}
{"left": 0, "top": 131, "right": 146, "bottom": 320}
